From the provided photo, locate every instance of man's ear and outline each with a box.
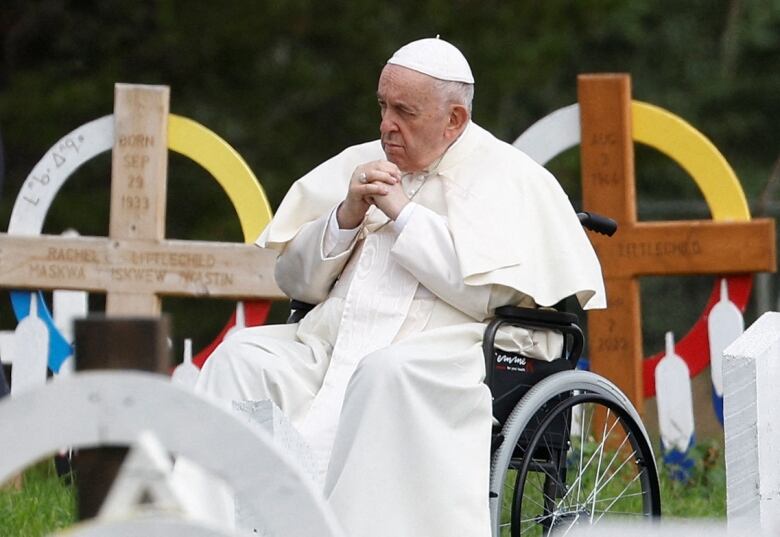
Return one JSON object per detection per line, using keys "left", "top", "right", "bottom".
{"left": 446, "top": 105, "right": 469, "bottom": 139}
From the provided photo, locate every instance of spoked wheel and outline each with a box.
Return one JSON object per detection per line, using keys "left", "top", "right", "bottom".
{"left": 490, "top": 371, "right": 660, "bottom": 537}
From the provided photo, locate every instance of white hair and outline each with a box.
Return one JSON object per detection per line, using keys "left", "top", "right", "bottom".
{"left": 433, "top": 79, "right": 474, "bottom": 115}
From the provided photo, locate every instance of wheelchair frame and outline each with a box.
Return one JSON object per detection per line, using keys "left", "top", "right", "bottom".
{"left": 483, "top": 305, "right": 660, "bottom": 536}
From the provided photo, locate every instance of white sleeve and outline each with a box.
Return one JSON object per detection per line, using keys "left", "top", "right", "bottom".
{"left": 275, "top": 210, "right": 355, "bottom": 304}
{"left": 390, "top": 204, "right": 524, "bottom": 321}
{"left": 324, "top": 205, "right": 361, "bottom": 257}
{"left": 391, "top": 201, "right": 418, "bottom": 233}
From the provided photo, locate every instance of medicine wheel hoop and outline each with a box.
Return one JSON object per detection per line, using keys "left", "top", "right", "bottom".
{"left": 8, "top": 114, "right": 273, "bottom": 373}
{"left": 489, "top": 370, "right": 661, "bottom": 537}
{"left": 0, "top": 371, "right": 342, "bottom": 536}
{"left": 514, "top": 102, "right": 752, "bottom": 397}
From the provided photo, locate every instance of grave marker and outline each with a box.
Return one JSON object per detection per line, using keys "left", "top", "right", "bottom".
{"left": 514, "top": 89, "right": 771, "bottom": 411}
{"left": 578, "top": 74, "right": 776, "bottom": 409}
{"left": 0, "top": 84, "right": 283, "bottom": 322}
{"left": 7, "top": 108, "right": 277, "bottom": 373}
{"left": 0, "top": 84, "right": 286, "bottom": 517}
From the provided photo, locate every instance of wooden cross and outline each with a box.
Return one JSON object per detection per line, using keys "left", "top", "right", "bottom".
{"left": 0, "top": 84, "right": 285, "bottom": 316}
{"left": 578, "top": 74, "right": 776, "bottom": 410}
{"left": 0, "top": 84, "right": 284, "bottom": 518}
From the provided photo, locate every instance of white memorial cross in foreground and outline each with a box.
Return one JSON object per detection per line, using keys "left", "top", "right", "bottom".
{"left": 0, "top": 371, "right": 343, "bottom": 536}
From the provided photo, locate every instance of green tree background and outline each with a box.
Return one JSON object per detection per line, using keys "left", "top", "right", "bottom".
{"left": 0, "top": 0, "right": 778, "bottom": 405}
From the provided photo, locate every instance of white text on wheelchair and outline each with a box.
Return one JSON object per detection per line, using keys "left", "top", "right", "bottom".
{"left": 495, "top": 353, "right": 531, "bottom": 372}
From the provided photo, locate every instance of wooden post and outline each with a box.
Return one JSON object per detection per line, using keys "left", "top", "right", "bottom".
{"left": 578, "top": 74, "right": 776, "bottom": 412}
{"left": 73, "top": 316, "right": 170, "bottom": 519}
{"left": 107, "top": 84, "right": 169, "bottom": 315}
{"left": 579, "top": 75, "right": 643, "bottom": 406}
{"left": 75, "top": 317, "right": 170, "bottom": 373}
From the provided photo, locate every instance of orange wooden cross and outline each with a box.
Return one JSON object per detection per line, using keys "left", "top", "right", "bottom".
{"left": 578, "top": 74, "right": 776, "bottom": 410}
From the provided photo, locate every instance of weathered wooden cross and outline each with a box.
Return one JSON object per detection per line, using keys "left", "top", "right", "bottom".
{"left": 0, "top": 84, "right": 285, "bottom": 316}
{"left": 0, "top": 84, "right": 286, "bottom": 517}
{"left": 578, "top": 74, "right": 776, "bottom": 410}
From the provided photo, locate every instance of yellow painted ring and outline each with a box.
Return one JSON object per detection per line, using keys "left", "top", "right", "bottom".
{"left": 168, "top": 114, "right": 273, "bottom": 242}
{"left": 629, "top": 101, "right": 752, "bottom": 397}
{"left": 631, "top": 101, "right": 749, "bottom": 221}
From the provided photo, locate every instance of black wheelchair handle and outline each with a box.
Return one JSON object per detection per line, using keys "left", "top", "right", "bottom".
{"left": 578, "top": 211, "right": 618, "bottom": 237}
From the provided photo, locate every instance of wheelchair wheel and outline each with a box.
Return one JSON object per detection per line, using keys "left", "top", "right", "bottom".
{"left": 489, "top": 370, "right": 660, "bottom": 536}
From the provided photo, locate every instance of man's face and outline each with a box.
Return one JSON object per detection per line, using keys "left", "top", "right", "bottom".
{"left": 377, "top": 65, "right": 453, "bottom": 173}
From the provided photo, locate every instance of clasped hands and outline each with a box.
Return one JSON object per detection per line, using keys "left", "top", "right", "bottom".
{"left": 336, "top": 160, "right": 408, "bottom": 229}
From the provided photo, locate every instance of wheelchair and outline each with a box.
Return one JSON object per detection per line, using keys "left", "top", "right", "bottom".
{"left": 483, "top": 212, "right": 660, "bottom": 536}
{"left": 289, "top": 211, "right": 661, "bottom": 537}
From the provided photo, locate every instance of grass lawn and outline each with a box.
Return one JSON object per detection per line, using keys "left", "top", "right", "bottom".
{"left": 657, "top": 438, "right": 726, "bottom": 518}
{"left": 1, "top": 438, "right": 726, "bottom": 537}
{"left": 0, "top": 461, "right": 75, "bottom": 537}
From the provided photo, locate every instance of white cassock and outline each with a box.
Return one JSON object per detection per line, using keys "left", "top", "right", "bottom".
{"left": 196, "top": 121, "right": 605, "bottom": 537}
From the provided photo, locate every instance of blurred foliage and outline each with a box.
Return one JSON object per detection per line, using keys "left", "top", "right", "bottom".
{"left": 0, "top": 0, "right": 778, "bottom": 358}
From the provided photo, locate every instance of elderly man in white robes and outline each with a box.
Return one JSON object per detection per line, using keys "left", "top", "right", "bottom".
{"left": 196, "top": 37, "right": 605, "bottom": 537}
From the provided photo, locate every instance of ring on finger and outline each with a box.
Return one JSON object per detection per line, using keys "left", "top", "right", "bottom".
{"left": 358, "top": 172, "right": 368, "bottom": 184}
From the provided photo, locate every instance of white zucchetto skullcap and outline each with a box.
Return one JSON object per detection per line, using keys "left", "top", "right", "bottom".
{"left": 387, "top": 37, "right": 474, "bottom": 84}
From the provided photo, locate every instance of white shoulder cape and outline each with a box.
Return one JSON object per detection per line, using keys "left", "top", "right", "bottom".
{"left": 258, "top": 122, "right": 606, "bottom": 310}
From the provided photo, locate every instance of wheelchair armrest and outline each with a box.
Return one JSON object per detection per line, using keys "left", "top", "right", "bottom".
{"left": 494, "top": 305, "right": 578, "bottom": 327}
{"left": 483, "top": 306, "right": 584, "bottom": 392}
